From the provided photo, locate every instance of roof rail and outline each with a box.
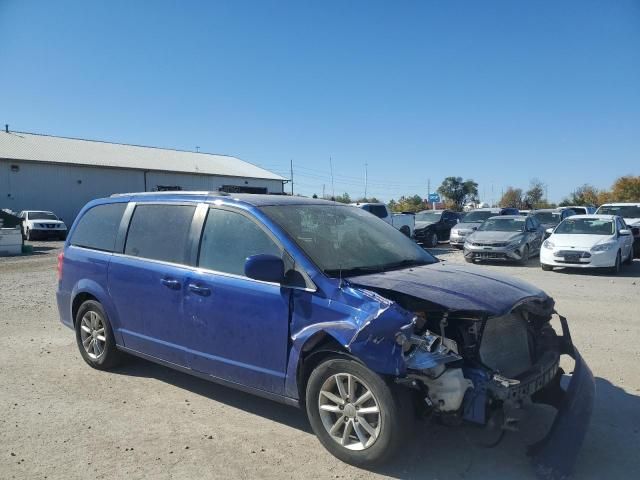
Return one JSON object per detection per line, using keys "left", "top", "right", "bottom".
{"left": 110, "top": 191, "right": 231, "bottom": 198}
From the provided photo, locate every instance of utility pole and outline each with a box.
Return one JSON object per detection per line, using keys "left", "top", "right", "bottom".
{"left": 364, "top": 163, "right": 368, "bottom": 200}
{"left": 290, "top": 159, "right": 294, "bottom": 196}
{"left": 427, "top": 179, "right": 431, "bottom": 210}
{"left": 322, "top": 184, "right": 325, "bottom": 199}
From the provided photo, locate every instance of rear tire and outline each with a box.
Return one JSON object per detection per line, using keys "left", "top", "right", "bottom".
{"left": 305, "top": 357, "right": 412, "bottom": 466}
{"left": 399, "top": 225, "right": 411, "bottom": 237}
{"left": 75, "top": 300, "right": 123, "bottom": 370}
{"left": 541, "top": 263, "right": 553, "bottom": 271}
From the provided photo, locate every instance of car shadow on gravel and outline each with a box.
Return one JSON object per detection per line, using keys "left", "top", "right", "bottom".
{"left": 112, "top": 355, "right": 312, "bottom": 432}
{"left": 550, "top": 259, "right": 640, "bottom": 278}
{"left": 108, "top": 355, "right": 640, "bottom": 479}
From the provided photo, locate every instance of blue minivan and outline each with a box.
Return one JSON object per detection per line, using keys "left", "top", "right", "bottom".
{"left": 57, "top": 192, "right": 593, "bottom": 477}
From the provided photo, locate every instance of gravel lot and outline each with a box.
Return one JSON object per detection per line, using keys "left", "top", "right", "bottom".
{"left": 1, "top": 241, "right": 639, "bottom": 480}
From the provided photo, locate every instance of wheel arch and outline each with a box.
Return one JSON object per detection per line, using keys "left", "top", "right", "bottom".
{"left": 294, "top": 332, "right": 354, "bottom": 407}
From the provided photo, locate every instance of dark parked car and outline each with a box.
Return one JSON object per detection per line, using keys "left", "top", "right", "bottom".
{"left": 412, "top": 209, "right": 460, "bottom": 247}
{"left": 530, "top": 208, "right": 577, "bottom": 238}
{"left": 56, "top": 192, "right": 593, "bottom": 479}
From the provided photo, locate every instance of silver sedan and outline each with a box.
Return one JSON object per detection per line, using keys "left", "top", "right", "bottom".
{"left": 463, "top": 215, "right": 545, "bottom": 264}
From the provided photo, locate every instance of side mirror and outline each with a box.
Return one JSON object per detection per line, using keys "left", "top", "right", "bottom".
{"left": 244, "top": 254, "right": 285, "bottom": 283}
{"left": 545, "top": 228, "right": 554, "bottom": 235}
{"left": 619, "top": 229, "right": 631, "bottom": 236}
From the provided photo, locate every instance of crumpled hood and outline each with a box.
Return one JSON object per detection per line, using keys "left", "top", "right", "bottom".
{"left": 347, "top": 263, "right": 551, "bottom": 316}
{"left": 467, "top": 230, "right": 524, "bottom": 243}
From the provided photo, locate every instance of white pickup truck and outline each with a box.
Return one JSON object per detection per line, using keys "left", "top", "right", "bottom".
{"left": 352, "top": 203, "right": 415, "bottom": 237}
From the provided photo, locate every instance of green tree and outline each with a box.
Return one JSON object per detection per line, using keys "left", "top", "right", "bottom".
{"left": 333, "top": 192, "right": 352, "bottom": 203}
{"left": 437, "top": 177, "right": 478, "bottom": 211}
{"left": 525, "top": 179, "right": 546, "bottom": 209}
{"left": 611, "top": 176, "right": 640, "bottom": 202}
{"left": 389, "top": 195, "right": 425, "bottom": 213}
{"left": 499, "top": 187, "right": 524, "bottom": 208}
{"left": 560, "top": 184, "right": 600, "bottom": 206}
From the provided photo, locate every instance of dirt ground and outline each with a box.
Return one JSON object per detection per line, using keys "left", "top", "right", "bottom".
{"left": 1, "top": 241, "right": 639, "bottom": 480}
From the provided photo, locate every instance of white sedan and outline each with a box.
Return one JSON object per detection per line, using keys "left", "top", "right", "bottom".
{"left": 540, "top": 215, "right": 634, "bottom": 274}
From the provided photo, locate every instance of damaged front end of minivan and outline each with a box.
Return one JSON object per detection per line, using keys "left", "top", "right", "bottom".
{"left": 305, "top": 264, "right": 595, "bottom": 480}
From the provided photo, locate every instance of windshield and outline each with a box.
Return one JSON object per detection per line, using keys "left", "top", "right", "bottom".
{"left": 261, "top": 205, "right": 437, "bottom": 277}
{"left": 478, "top": 217, "right": 525, "bottom": 232}
{"left": 28, "top": 211, "right": 58, "bottom": 220}
{"left": 596, "top": 205, "right": 640, "bottom": 218}
{"left": 532, "top": 211, "right": 561, "bottom": 225}
{"left": 415, "top": 211, "right": 442, "bottom": 222}
{"left": 555, "top": 218, "right": 614, "bottom": 235}
{"left": 461, "top": 211, "right": 496, "bottom": 223}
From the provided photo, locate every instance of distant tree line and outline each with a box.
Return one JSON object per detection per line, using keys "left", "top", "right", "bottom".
{"left": 311, "top": 175, "right": 639, "bottom": 212}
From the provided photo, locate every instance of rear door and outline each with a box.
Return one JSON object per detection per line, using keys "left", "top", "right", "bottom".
{"left": 108, "top": 202, "right": 198, "bottom": 366}
{"left": 182, "top": 205, "right": 291, "bottom": 395}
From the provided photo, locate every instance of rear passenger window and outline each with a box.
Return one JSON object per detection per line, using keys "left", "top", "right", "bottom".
{"left": 70, "top": 203, "right": 126, "bottom": 252}
{"left": 125, "top": 204, "right": 196, "bottom": 264}
{"left": 199, "top": 208, "right": 281, "bottom": 276}
{"left": 368, "top": 205, "right": 388, "bottom": 218}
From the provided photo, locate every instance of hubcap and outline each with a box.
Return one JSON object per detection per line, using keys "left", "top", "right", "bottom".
{"left": 318, "top": 373, "right": 381, "bottom": 451}
{"left": 80, "top": 311, "right": 106, "bottom": 360}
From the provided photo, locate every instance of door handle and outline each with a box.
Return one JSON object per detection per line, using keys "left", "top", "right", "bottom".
{"left": 188, "top": 284, "right": 211, "bottom": 296}
{"left": 161, "top": 278, "right": 181, "bottom": 290}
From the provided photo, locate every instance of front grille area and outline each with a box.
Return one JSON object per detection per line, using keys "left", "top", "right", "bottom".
{"left": 473, "top": 242, "right": 508, "bottom": 247}
{"left": 479, "top": 313, "right": 532, "bottom": 378}
{"left": 474, "top": 252, "right": 507, "bottom": 260}
{"left": 555, "top": 250, "right": 591, "bottom": 258}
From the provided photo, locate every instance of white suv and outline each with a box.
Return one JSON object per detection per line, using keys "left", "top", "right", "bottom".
{"left": 19, "top": 210, "right": 68, "bottom": 241}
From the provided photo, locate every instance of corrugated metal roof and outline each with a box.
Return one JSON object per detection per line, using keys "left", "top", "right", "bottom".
{"left": 0, "top": 131, "right": 285, "bottom": 181}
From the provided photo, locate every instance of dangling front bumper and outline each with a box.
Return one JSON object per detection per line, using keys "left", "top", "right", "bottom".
{"left": 528, "top": 315, "right": 595, "bottom": 480}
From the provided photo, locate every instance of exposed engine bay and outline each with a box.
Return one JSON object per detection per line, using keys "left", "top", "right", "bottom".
{"left": 376, "top": 288, "right": 562, "bottom": 423}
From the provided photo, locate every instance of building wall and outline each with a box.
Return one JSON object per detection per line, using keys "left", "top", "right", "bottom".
{"left": 144, "top": 171, "right": 284, "bottom": 194}
{"left": 1, "top": 160, "right": 145, "bottom": 224}
{"left": 0, "top": 159, "right": 285, "bottom": 224}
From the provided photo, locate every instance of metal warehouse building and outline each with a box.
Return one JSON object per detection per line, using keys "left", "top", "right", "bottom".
{"left": 0, "top": 130, "right": 286, "bottom": 223}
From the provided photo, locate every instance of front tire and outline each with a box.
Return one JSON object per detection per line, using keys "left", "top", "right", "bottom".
{"left": 541, "top": 263, "right": 553, "bottom": 271}
{"left": 518, "top": 244, "right": 530, "bottom": 265}
{"left": 75, "top": 300, "right": 123, "bottom": 370}
{"left": 608, "top": 251, "right": 622, "bottom": 275}
{"left": 26, "top": 228, "right": 32, "bottom": 241}
{"left": 623, "top": 248, "right": 633, "bottom": 265}
{"left": 305, "top": 357, "right": 412, "bottom": 466}
{"left": 427, "top": 232, "right": 438, "bottom": 248}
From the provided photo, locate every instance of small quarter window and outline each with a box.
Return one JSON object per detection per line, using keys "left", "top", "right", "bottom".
{"left": 70, "top": 203, "right": 127, "bottom": 252}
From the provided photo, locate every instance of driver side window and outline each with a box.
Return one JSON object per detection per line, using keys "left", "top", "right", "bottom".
{"left": 199, "top": 208, "right": 282, "bottom": 277}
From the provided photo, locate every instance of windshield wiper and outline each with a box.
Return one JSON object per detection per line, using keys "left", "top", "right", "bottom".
{"left": 377, "top": 259, "right": 432, "bottom": 271}
{"left": 324, "top": 266, "right": 386, "bottom": 277}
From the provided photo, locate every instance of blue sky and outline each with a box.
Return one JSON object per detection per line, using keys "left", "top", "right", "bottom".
{"left": 1, "top": 0, "right": 638, "bottom": 203}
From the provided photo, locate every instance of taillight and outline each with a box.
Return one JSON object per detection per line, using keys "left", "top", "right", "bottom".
{"left": 57, "top": 252, "right": 64, "bottom": 281}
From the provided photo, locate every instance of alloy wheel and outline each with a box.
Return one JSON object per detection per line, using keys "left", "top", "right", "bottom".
{"left": 79, "top": 311, "right": 106, "bottom": 360}
{"left": 318, "top": 373, "right": 381, "bottom": 451}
